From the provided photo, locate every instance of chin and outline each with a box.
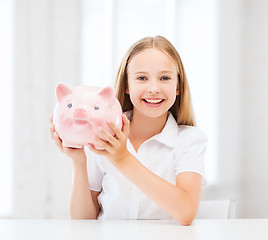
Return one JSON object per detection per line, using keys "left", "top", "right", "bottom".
{"left": 139, "top": 110, "right": 169, "bottom": 119}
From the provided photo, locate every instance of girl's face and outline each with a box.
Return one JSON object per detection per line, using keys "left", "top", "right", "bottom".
{"left": 126, "top": 48, "right": 179, "bottom": 119}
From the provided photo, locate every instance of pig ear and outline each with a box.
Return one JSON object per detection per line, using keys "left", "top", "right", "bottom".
{"left": 56, "top": 83, "right": 73, "bottom": 103}
{"left": 98, "top": 87, "right": 116, "bottom": 105}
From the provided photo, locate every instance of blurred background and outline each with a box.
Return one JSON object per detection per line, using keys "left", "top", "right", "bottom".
{"left": 0, "top": 0, "right": 267, "bottom": 219}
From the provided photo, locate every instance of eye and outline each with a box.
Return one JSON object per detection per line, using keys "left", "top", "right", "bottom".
{"left": 161, "top": 76, "right": 170, "bottom": 81}
{"left": 67, "top": 103, "right": 72, "bottom": 108}
{"left": 137, "top": 76, "right": 147, "bottom": 81}
{"left": 94, "top": 104, "right": 100, "bottom": 110}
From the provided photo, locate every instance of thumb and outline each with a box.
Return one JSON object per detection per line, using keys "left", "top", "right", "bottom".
{"left": 122, "top": 114, "right": 130, "bottom": 136}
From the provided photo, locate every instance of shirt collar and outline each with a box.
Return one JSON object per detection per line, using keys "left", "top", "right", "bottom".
{"left": 151, "top": 112, "right": 178, "bottom": 148}
{"left": 124, "top": 110, "right": 179, "bottom": 148}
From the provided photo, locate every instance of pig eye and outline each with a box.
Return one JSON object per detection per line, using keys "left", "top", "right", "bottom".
{"left": 67, "top": 103, "right": 72, "bottom": 108}
{"left": 94, "top": 104, "right": 100, "bottom": 110}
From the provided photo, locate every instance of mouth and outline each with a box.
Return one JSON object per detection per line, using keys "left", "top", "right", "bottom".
{"left": 143, "top": 98, "right": 164, "bottom": 106}
{"left": 74, "top": 119, "right": 88, "bottom": 126}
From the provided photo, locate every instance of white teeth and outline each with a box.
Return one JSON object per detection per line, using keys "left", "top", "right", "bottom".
{"left": 145, "top": 99, "right": 163, "bottom": 104}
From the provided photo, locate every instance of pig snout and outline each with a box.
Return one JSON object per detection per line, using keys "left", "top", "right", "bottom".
{"left": 73, "top": 108, "right": 88, "bottom": 119}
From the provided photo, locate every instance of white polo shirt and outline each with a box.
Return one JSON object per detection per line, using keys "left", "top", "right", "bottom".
{"left": 86, "top": 112, "right": 207, "bottom": 220}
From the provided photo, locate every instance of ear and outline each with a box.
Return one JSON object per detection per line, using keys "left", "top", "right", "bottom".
{"left": 56, "top": 83, "right": 72, "bottom": 103}
{"left": 98, "top": 87, "right": 116, "bottom": 105}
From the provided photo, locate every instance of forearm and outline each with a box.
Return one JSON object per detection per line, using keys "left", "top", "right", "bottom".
{"left": 89, "top": 118, "right": 200, "bottom": 224}
{"left": 50, "top": 117, "right": 99, "bottom": 219}
{"left": 70, "top": 159, "right": 98, "bottom": 219}
{"left": 114, "top": 153, "right": 200, "bottom": 225}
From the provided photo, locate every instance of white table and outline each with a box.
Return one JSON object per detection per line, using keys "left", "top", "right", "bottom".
{"left": 0, "top": 219, "right": 267, "bottom": 240}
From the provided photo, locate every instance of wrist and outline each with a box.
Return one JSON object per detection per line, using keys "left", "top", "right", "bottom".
{"left": 72, "top": 155, "right": 87, "bottom": 169}
{"left": 112, "top": 150, "right": 132, "bottom": 168}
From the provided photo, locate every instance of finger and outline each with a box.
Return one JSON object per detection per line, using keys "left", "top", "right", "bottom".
{"left": 121, "top": 114, "right": 130, "bottom": 136}
{"left": 50, "top": 113, "right": 54, "bottom": 123}
{"left": 49, "top": 123, "right": 55, "bottom": 137}
{"left": 107, "top": 122, "right": 123, "bottom": 139}
{"left": 53, "top": 132, "right": 63, "bottom": 151}
{"left": 97, "top": 127, "right": 117, "bottom": 144}
{"left": 88, "top": 143, "right": 108, "bottom": 156}
{"left": 49, "top": 114, "right": 55, "bottom": 137}
{"left": 53, "top": 132, "right": 62, "bottom": 145}
{"left": 63, "top": 146, "right": 78, "bottom": 154}
{"left": 93, "top": 135, "right": 113, "bottom": 151}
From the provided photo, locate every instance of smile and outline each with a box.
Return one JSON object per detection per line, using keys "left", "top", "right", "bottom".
{"left": 142, "top": 98, "right": 165, "bottom": 107}
{"left": 143, "top": 98, "right": 164, "bottom": 104}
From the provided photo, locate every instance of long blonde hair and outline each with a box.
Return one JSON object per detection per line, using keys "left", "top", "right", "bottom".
{"left": 114, "top": 35, "right": 196, "bottom": 126}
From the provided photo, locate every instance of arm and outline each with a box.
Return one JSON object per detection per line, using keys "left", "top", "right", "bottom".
{"left": 50, "top": 115, "right": 100, "bottom": 219}
{"left": 70, "top": 156, "right": 100, "bottom": 219}
{"left": 114, "top": 155, "right": 201, "bottom": 225}
{"left": 89, "top": 115, "right": 201, "bottom": 225}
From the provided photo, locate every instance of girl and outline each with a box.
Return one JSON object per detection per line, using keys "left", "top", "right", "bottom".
{"left": 50, "top": 35, "right": 207, "bottom": 225}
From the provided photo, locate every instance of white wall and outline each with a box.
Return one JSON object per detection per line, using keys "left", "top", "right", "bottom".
{"left": 8, "top": 0, "right": 268, "bottom": 219}
{"left": 202, "top": 0, "right": 268, "bottom": 218}
{"left": 240, "top": 0, "right": 268, "bottom": 218}
{"left": 201, "top": 0, "right": 244, "bottom": 213}
{"left": 0, "top": 0, "right": 13, "bottom": 217}
{"left": 12, "top": 0, "right": 82, "bottom": 218}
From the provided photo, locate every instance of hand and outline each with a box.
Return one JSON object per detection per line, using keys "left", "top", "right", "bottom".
{"left": 49, "top": 114, "right": 86, "bottom": 163}
{"left": 88, "top": 114, "right": 131, "bottom": 165}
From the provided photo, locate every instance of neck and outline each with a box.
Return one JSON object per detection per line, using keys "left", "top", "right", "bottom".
{"left": 129, "top": 110, "right": 168, "bottom": 144}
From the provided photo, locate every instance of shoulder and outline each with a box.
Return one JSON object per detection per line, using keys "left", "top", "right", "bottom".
{"left": 155, "top": 113, "right": 207, "bottom": 148}
{"left": 177, "top": 125, "right": 207, "bottom": 140}
{"left": 174, "top": 125, "right": 208, "bottom": 151}
{"left": 173, "top": 126, "right": 207, "bottom": 185}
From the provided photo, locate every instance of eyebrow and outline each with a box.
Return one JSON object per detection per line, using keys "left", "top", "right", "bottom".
{"left": 134, "top": 70, "right": 175, "bottom": 75}
{"left": 160, "top": 71, "right": 174, "bottom": 74}
{"left": 134, "top": 71, "right": 148, "bottom": 75}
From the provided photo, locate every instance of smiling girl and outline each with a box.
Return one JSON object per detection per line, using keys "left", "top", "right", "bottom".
{"left": 50, "top": 36, "right": 207, "bottom": 225}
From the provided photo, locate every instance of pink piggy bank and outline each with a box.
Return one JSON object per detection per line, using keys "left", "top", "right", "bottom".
{"left": 53, "top": 83, "right": 123, "bottom": 148}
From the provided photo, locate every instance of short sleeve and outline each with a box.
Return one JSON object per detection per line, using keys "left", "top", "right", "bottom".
{"left": 85, "top": 147, "right": 104, "bottom": 192}
{"left": 174, "top": 127, "right": 207, "bottom": 185}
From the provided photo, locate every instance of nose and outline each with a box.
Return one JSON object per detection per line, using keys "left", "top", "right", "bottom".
{"left": 74, "top": 108, "right": 88, "bottom": 119}
{"left": 148, "top": 79, "right": 160, "bottom": 94}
